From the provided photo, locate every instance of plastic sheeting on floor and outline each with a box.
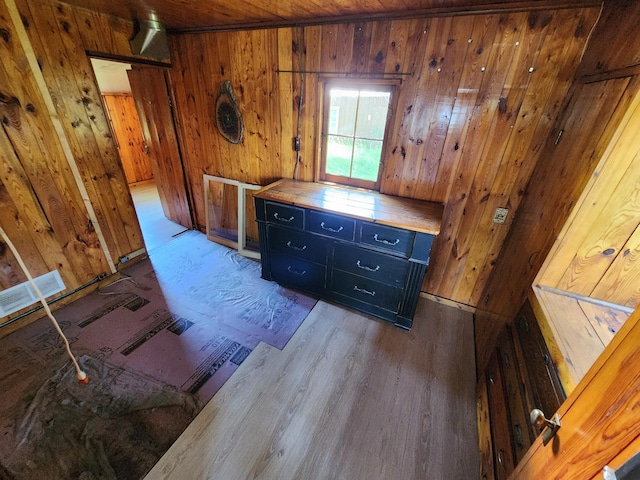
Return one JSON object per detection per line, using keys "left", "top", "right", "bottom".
{"left": 0, "top": 231, "right": 317, "bottom": 479}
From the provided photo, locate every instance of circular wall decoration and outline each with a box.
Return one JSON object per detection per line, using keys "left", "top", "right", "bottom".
{"left": 215, "top": 80, "right": 243, "bottom": 144}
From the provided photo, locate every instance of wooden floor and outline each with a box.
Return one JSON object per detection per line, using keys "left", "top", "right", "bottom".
{"left": 145, "top": 297, "right": 478, "bottom": 479}
{"left": 129, "top": 180, "right": 188, "bottom": 252}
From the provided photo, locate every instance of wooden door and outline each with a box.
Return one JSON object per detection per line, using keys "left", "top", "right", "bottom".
{"left": 510, "top": 304, "right": 640, "bottom": 479}
{"left": 128, "top": 67, "right": 192, "bottom": 228}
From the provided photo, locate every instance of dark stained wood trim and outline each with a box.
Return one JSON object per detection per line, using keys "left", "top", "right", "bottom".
{"left": 167, "top": 0, "right": 603, "bottom": 34}
{"left": 580, "top": 64, "right": 640, "bottom": 84}
{"left": 87, "top": 50, "right": 172, "bottom": 68}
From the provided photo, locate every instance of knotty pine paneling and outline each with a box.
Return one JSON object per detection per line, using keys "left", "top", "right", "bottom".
{"left": 0, "top": 0, "right": 150, "bottom": 330}
{"left": 596, "top": 223, "right": 640, "bottom": 307}
{"left": 169, "top": 7, "right": 599, "bottom": 306}
{"left": 538, "top": 88, "right": 640, "bottom": 309}
{"left": 102, "top": 94, "right": 153, "bottom": 184}
{"left": 17, "top": 0, "right": 144, "bottom": 257}
{"left": 0, "top": 0, "right": 110, "bottom": 291}
{"left": 575, "top": 0, "right": 640, "bottom": 79}
{"left": 421, "top": 8, "right": 599, "bottom": 306}
{"left": 473, "top": 0, "right": 640, "bottom": 373}
{"left": 474, "top": 75, "right": 640, "bottom": 372}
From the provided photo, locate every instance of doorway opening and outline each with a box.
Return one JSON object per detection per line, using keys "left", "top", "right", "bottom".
{"left": 90, "top": 58, "right": 189, "bottom": 252}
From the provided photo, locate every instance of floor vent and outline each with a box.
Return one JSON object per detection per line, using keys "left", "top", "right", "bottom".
{"left": 0, "top": 270, "right": 66, "bottom": 317}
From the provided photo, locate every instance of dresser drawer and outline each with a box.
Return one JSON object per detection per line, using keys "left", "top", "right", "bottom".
{"left": 333, "top": 243, "right": 408, "bottom": 287}
{"left": 270, "top": 252, "right": 326, "bottom": 292}
{"left": 268, "top": 226, "right": 328, "bottom": 264}
{"left": 485, "top": 351, "right": 515, "bottom": 479}
{"left": 255, "top": 180, "right": 442, "bottom": 329}
{"left": 359, "top": 222, "right": 414, "bottom": 256}
{"left": 266, "top": 202, "right": 305, "bottom": 229}
{"left": 308, "top": 210, "right": 355, "bottom": 241}
{"left": 330, "top": 271, "right": 402, "bottom": 312}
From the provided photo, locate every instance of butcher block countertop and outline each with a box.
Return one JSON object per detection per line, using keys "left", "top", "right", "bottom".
{"left": 254, "top": 179, "right": 444, "bottom": 236}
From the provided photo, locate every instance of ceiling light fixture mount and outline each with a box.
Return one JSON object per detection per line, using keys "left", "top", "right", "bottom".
{"left": 130, "top": 12, "right": 170, "bottom": 61}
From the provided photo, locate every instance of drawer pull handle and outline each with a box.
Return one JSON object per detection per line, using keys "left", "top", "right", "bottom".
{"left": 356, "top": 260, "right": 380, "bottom": 272}
{"left": 514, "top": 424, "right": 524, "bottom": 450}
{"left": 274, "top": 213, "right": 295, "bottom": 222}
{"left": 373, "top": 234, "right": 400, "bottom": 246}
{"left": 286, "top": 241, "right": 307, "bottom": 251}
{"left": 287, "top": 266, "right": 306, "bottom": 276}
{"left": 320, "top": 222, "right": 344, "bottom": 233}
{"left": 353, "top": 285, "right": 375, "bottom": 296}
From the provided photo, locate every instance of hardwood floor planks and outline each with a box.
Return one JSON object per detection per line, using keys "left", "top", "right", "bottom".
{"left": 145, "top": 297, "right": 477, "bottom": 479}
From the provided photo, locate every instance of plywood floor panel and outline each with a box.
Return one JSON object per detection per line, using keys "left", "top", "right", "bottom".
{"left": 145, "top": 298, "right": 477, "bottom": 479}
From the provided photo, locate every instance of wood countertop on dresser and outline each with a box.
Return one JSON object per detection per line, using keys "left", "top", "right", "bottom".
{"left": 254, "top": 179, "right": 444, "bottom": 235}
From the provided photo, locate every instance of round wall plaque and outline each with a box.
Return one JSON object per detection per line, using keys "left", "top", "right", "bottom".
{"left": 215, "top": 80, "right": 243, "bottom": 144}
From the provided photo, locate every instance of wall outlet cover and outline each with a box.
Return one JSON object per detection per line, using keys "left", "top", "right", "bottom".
{"left": 493, "top": 207, "right": 509, "bottom": 224}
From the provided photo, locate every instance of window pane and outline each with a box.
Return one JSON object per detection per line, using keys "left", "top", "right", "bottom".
{"left": 352, "top": 138, "right": 383, "bottom": 181}
{"left": 326, "top": 135, "right": 353, "bottom": 177}
{"left": 355, "top": 91, "right": 390, "bottom": 140}
{"left": 328, "top": 106, "right": 340, "bottom": 134}
{"left": 328, "top": 89, "right": 358, "bottom": 136}
{"left": 322, "top": 82, "right": 393, "bottom": 189}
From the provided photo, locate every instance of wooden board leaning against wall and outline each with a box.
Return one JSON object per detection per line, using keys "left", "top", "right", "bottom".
{"left": 168, "top": 7, "right": 600, "bottom": 308}
{"left": 0, "top": 0, "right": 161, "bottom": 334}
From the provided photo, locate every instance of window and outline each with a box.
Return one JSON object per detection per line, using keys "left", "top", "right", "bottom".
{"left": 319, "top": 80, "right": 395, "bottom": 190}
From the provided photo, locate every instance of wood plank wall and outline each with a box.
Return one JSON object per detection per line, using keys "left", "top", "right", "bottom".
{"left": 102, "top": 94, "right": 154, "bottom": 184}
{"left": 473, "top": 0, "right": 640, "bottom": 372}
{"left": 537, "top": 90, "right": 640, "bottom": 309}
{"left": 0, "top": 0, "right": 110, "bottom": 291}
{"left": 168, "top": 7, "right": 599, "bottom": 307}
{"left": 0, "top": 0, "right": 154, "bottom": 331}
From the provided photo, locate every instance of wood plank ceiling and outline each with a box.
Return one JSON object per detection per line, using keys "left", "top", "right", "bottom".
{"left": 56, "top": 0, "right": 599, "bottom": 31}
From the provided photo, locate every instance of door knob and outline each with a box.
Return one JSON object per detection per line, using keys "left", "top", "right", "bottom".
{"left": 530, "top": 408, "right": 561, "bottom": 446}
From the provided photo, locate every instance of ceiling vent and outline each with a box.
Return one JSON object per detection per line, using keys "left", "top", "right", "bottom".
{"left": 130, "top": 14, "right": 170, "bottom": 61}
